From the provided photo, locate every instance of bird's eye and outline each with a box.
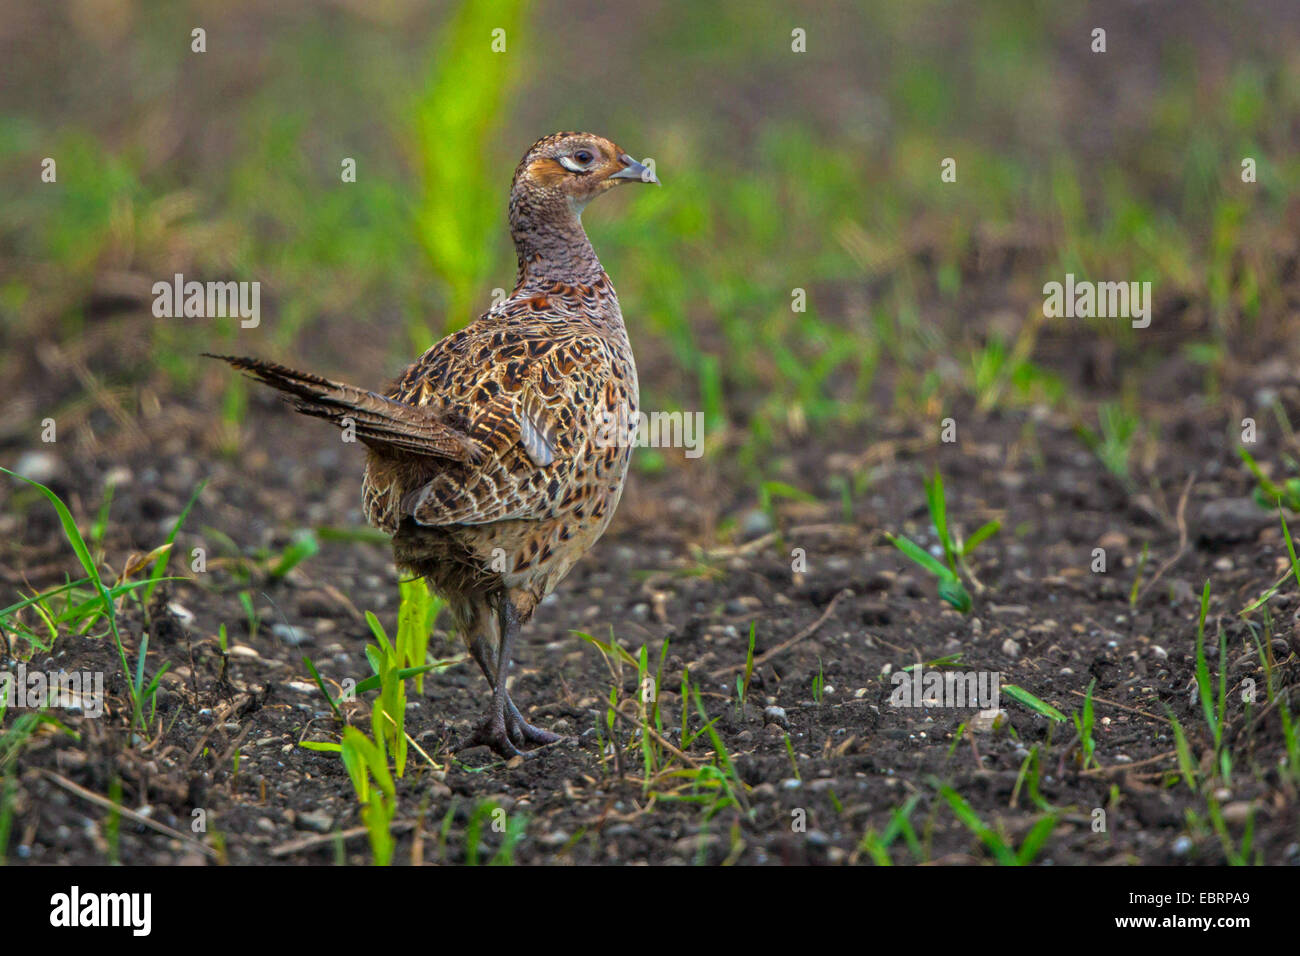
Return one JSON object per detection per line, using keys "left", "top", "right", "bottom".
{"left": 558, "top": 150, "right": 596, "bottom": 173}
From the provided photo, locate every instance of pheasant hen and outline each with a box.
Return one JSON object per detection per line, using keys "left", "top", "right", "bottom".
{"left": 210, "top": 132, "right": 658, "bottom": 756}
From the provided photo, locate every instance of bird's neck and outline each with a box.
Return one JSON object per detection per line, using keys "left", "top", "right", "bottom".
{"left": 510, "top": 194, "right": 605, "bottom": 287}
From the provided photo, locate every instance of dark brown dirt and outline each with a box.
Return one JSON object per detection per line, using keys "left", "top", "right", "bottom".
{"left": 3, "top": 285, "right": 1299, "bottom": 866}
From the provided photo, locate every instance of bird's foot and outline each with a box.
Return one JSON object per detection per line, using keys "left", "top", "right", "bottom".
{"left": 454, "top": 698, "right": 563, "bottom": 758}
{"left": 454, "top": 712, "right": 524, "bottom": 759}
{"left": 505, "top": 697, "right": 563, "bottom": 747}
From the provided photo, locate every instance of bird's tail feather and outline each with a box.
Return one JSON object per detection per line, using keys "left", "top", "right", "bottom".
{"left": 204, "top": 353, "right": 479, "bottom": 462}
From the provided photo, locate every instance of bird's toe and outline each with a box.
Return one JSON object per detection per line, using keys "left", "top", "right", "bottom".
{"left": 455, "top": 714, "right": 525, "bottom": 759}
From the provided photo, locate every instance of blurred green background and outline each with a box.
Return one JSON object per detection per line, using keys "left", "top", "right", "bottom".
{"left": 1, "top": 0, "right": 1298, "bottom": 477}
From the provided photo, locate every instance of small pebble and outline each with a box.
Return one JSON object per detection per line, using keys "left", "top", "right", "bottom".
{"left": 296, "top": 810, "right": 333, "bottom": 833}
{"left": 272, "top": 623, "right": 312, "bottom": 647}
{"left": 13, "top": 451, "right": 60, "bottom": 484}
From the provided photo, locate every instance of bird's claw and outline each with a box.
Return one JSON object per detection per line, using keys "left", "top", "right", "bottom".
{"left": 454, "top": 713, "right": 524, "bottom": 759}
{"left": 454, "top": 697, "right": 564, "bottom": 758}
{"left": 505, "top": 697, "right": 564, "bottom": 747}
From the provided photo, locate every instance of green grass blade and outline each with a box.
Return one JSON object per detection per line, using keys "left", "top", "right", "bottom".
{"left": 144, "top": 479, "right": 206, "bottom": 604}
{"left": 1001, "top": 684, "right": 1067, "bottom": 721}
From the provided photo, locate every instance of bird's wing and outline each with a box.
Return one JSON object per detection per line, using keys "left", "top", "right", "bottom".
{"left": 394, "top": 327, "right": 624, "bottom": 527}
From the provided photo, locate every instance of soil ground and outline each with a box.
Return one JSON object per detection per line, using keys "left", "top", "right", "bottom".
{"left": 3, "top": 289, "right": 1299, "bottom": 866}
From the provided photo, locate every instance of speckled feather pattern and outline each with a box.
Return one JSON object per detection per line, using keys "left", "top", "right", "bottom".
{"left": 371, "top": 271, "right": 638, "bottom": 622}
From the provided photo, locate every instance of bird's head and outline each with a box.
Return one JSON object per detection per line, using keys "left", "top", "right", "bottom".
{"left": 511, "top": 131, "right": 658, "bottom": 218}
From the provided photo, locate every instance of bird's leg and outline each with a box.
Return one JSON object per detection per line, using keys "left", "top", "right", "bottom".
{"left": 456, "top": 597, "right": 561, "bottom": 755}
{"left": 466, "top": 635, "right": 538, "bottom": 743}
{"left": 456, "top": 596, "right": 519, "bottom": 757}
{"left": 467, "top": 633, "right": 500, "bottom": 688}
{"left": 489, "top": 599, "right": 562, "bottom": 746}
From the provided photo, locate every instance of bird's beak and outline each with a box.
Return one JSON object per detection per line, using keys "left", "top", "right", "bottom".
{"left": 608, "top": 153, "right": 660, "bottom": 185}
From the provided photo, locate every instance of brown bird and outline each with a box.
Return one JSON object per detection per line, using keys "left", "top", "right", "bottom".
{"left": 209, "top": 132, "right": 657, "bottom": 757}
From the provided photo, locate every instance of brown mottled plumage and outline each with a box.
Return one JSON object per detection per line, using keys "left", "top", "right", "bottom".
{"left": 209, "top": 132, "right": 658, "bottom": 756}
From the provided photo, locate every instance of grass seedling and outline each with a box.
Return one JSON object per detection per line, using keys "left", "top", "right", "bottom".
{"left": 577, "top": 628, "right": 677, "bottom": 788}
{"left": 302, "top": 706, "right": 398, "bottom": 865}
{"left": 105, "top": 776, "right": 122, "bottom": 865}
{"left": 464, "top": 800, "right": 526, "bottom": 865}
{"left": 1168, "top": 711, "right": 1198, "bottom": 791}
{"left": 1279, "top": 508, "right": 1300, "bottom": 596}
{"left": 574, "top": 627, "right": 637, "bottom": 774}
{"left": 756, "top": 479, "right": 818, "bottom": 548}
{"left": 1001, "top": 684, "right": 1068, "bottom": 722}
{"left": 1238, "top": 446, "right": 1300, "bottom": 512}
{"left": 267, "top": 529, "right": 319, "bottom": 581}
{"left": 1279, "top": 697, "right": 1300, "bottom": 787}
{"left": 1076, "top": 402, "right": 1140, "bottom": 491}
{"left": 1203, "top": 794, "right": 1257, "bottom": 866}
{"left": 634, "top": 645, "right": 653, "bottom": 785}
{"left": 89, "top": 481, "right": 114, "bottom": 552}
{"left": 397, "top": 577, "right": 444, "bottom": 694}
{"left": 436, "top": 800, "right": 458, "bottom": 864}
{"left": 680, "top": 667, "right": 691, "bottom": 751}
{"left": 577, "top": 634, "right": 750, "bottom": 821}
{"left": 633, "top": 640, "right": 676, "bottom": 789}
{"left": 690, "top": 686, "right": 750, "bottom": 819}
{"left": 2, "top": 666, "right": 80, "bottom": 807}
{"left": 901, "top": 652, "right": 963, "bottom": 672}
{"left": 344, "top": 714, "right": 398, "bottom": 865}
{"left": 142, "top": 480, "right": 205, "bottom": 606}
{"left": 237, "top": 591, "right": 259, "bottom": 641}
{"left": 0, "top": 772, "right": 15, "bottom": 863}
{"left": 827, "top": 474, "right": 853, "bottom": 522}
{"left": 361, "top": 594, "right": 453, "bottom": 777}
{"left": 936, "top": 781, "right": 1057, "bottom": 865}
{"left": 218, "top": 374, "right": 247, "bottom": 456}
{"left": 653, "top": 635, "right": 671, "bottom": 736}
{"left": 297, "top": 583, "right": 452, "bottom": 861}
{"left": 1, "top": 569, "right": 177, "bottom": 658}
{"left": 886, "top": 469, "right": 999, "bottom": 613}
{"left": 1129, "top": 542, "right": 1149, "bottom": 607}
{"left": 858, "top": 794, "right": 923, "bottom": 865}
{"left": 1009, "top": 746, "right": 1056, "bottom": 812}
{"left": 736, "top": 622, "right": 756, "bottom": 715}
{"left": 314, "top": 525, "right": 392, "bottom": 546}
{"left": 302, "top": 656, "right": 344, "bottom": 721}
{"left": 464, "top": 802, "right": 492, "bottom": 866}
{"left": 969, "top": 336, "right": 1065, "bottom": 414}
{"left": 1071, "top": 678, "right": 1098, "bottom": 771}
{"left": 0, "top": 468, "right": 164, "bottom": 733}
{"left": 1192, "top": 580, "right": 1231, "bottom": 783}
